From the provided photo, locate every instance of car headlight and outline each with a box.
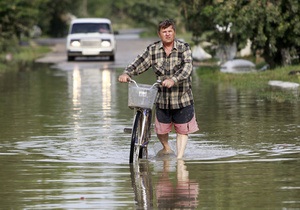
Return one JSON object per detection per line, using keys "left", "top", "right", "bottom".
{"left": 70, "top": 40, "right": 81, "bottom": 47}
{"left": 101, "top": 40, "right": 111, "bottom": 47}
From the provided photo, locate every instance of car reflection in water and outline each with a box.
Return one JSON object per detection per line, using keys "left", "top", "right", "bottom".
{"left": 130, "top": 159, "right": 199, "bottom": 209}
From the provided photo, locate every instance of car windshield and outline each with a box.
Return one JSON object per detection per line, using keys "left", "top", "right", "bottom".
{"left": 71, "top": 23, "right": 111, "bottom": 34}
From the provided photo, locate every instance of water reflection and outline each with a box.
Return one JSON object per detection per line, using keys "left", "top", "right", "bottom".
{"left": 72, "top": 65, "right": 81, "bottom": 107}
{"left": 68, "top": 65, "right": 116, "bottom": 110}
{"left": 71, "top": 66, "right": 81, "bottom": 139}
{"left": 66, "top": 66, "right": 117, "bottom": 142}
{"left": 130, "top": 161, "right": 154, "bottom": 209}
{"left": 156, "top": 159, "right": 199, "bottom": 209}
{"left": 130, "top": 159, "right": 199, "bottom": 209}
{"left": 101, "top": 69, "right": 112, "bottom": 111}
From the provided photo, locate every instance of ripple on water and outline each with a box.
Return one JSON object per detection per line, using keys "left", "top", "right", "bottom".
{"left": 2, "top": 130, "right": 299, "bottom": 165}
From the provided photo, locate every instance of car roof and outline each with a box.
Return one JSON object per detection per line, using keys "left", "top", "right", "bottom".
{"left": 71, "top": 18, "right": 111, "bottom": 24}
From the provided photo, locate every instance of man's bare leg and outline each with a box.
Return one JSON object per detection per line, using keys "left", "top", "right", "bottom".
{"left": 176, "top": 134, "right": 188, "bottom": 159}
{"left": 157, "top": 133, "right": 174, "bottom": 155}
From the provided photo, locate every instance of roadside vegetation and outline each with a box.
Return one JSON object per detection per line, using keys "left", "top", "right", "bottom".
{"left": 195, "top": 63, "right": 300, "bottom": 102}
{"left": 0, "top": 42, "right": 50, "bottom": 74}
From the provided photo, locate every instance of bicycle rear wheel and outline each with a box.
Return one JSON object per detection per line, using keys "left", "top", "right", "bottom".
{"left": 129, "top": 110, "right": 151, "bottom": 163}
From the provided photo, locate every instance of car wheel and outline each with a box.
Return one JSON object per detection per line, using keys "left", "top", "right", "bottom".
{"left": 109, "top": 55, "right": 115, "bottom": 61}
{"left": 68, "top": 55, "right": 75, "bottom": 61}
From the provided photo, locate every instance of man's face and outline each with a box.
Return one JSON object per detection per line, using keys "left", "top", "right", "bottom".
{"left": 158, "top": 25, "right": 176, "bottom": 44}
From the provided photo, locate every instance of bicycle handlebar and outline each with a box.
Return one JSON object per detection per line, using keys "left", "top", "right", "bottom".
{"left": 128, "top": 78, "right": 161, "bottom": 89}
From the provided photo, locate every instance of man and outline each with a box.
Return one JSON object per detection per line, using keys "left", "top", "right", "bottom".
{"left": 118, "top": 19, "right": 199, "bottom": 159}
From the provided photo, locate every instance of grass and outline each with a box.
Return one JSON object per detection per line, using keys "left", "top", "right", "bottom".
{"left": 195, "top": 63, "right": 300, "bottom": 102}
{"left": 0, "top": 41, "right": 50, "bottom": 74}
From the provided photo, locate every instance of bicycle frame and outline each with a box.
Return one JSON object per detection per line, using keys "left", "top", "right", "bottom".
{"left": 136, "top": 108, "right": 151, "bottom": 147}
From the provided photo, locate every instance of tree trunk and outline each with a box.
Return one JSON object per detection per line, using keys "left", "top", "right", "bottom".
{"left": 262, "top": 46, "right": 287, "bottom": 69}
{"left": 281, "top": 48, "right": 292, "bottom": 66}
{"left": 262, "top": 47, "right": 276, "bottom": 69}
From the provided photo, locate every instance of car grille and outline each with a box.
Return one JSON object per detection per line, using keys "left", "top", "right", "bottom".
{"left": 81, "top": 40, "right": 102, "bottom": 47}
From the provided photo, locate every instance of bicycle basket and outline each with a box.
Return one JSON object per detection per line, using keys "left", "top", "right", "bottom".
{"left": 128, "top": 83, "right": 158, "bottom": 108}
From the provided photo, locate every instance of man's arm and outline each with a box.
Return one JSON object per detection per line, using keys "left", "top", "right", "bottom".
{"left": 171, "top": 44, "right": 193, "bottom": 83}
{"left": 124, "top": 48, "right": 152, "bottom": 77}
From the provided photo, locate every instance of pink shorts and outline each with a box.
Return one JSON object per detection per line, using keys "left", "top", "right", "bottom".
{"left": 155, "top": 115, "right": 199, "bottom": 135}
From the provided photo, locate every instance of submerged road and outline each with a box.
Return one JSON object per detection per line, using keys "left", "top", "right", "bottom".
{"left": 36, "top": 32, "right": 157, "bottom": 71}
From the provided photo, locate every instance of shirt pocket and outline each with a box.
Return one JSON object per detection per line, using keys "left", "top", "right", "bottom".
{"left": 171, "top": 60, "right": 182, "bottom": 73}
{"left": 152, "top": 62, "right": 164, "bottom": 76}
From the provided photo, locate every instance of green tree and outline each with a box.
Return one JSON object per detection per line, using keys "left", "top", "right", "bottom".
{"left": 179, "top": 0, "right": 300, "bottom": 68}
{"left": 86, "top": 0, "right": 182, "bottom": 33}
{"left": 0, "top": 0, "right": 82, "bottom": 51}
{"left": 125, "top": 0, "right": 178, "bottom": 29}
{"left": 0, "top": 0, "right": 43, "bottom": 51}
{"left": 37, "top": 0, "right": 81, "bottom": 37}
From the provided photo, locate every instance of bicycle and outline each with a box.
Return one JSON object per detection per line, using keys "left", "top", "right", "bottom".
{"left": 124, "top": 79, "right": 160, "bottom": 163}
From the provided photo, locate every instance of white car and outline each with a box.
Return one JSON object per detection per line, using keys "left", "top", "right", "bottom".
{"left": 66, "top": 18, "right": 116, "bottom": 61}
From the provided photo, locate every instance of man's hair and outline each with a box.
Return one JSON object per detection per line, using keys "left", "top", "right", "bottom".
{"left": 158, "top": 19, "right": 176, "bottom": 32}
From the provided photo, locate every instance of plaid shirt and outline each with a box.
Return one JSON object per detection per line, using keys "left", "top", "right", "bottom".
{"left": 124, "top": 39, "right": 194, "bottom": 109}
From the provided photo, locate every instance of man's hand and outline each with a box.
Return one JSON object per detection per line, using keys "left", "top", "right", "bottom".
{"left": 118, "top": 73, "right": 130, "bottom": 83}
{"left": 162, "top": 78, "right": 175, "bottom": 88}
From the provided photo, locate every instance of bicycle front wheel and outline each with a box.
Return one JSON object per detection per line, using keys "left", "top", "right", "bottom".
{"left": 129, "top": 110, "right": 150, "bottom": 163}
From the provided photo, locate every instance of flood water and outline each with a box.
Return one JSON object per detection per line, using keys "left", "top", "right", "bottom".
{"left": 0, "top": 60, "right": 299, "bottom": 209}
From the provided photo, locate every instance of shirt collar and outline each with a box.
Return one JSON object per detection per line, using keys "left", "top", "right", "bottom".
{"left": 159, "top": 39, "right": 178, "bottom": 51}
